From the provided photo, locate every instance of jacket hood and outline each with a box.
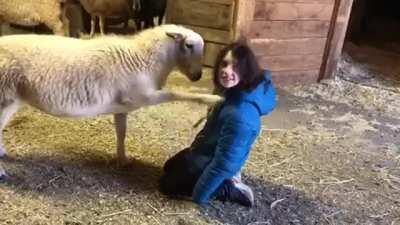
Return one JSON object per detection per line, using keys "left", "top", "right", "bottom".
{"left": 228, "top": 70, "right": 277, "bottom": 116}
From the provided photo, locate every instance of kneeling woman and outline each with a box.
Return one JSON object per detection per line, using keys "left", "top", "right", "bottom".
{"left": 159, "top": 41, "right": 277, "bottom": 207}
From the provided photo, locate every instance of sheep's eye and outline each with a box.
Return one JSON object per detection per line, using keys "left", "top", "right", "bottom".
{"left": 185, "top": 43, "right": 193, "bottom": 49}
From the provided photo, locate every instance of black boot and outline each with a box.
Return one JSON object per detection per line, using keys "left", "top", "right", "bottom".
{"left": 216, "top": 179, "right": 254, "bottom": 207}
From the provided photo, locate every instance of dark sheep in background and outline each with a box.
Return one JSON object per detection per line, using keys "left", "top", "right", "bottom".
{"left": 136, "top": 0, "right": 167, "bottom": 30}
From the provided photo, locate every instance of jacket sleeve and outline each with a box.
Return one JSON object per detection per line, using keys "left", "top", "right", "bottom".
{"left": 192, "top": 117, "right": 256, "bottom": 204}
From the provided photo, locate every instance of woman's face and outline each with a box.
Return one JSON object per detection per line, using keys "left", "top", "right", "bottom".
{"left": 218, "top": 50, "right": 240, "bottom": 89}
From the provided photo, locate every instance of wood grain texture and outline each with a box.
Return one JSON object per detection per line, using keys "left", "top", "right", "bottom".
{"left": 203, "top": 42, "right": 226, "bottom": 66}
{"left": 249, "top": 20, "right": 331, "bottom": 39}
{"left": 320, "top": 0, "right": 354, "bottom": 80}
{"left": 233, "top": 0, "right": 256, "bottom": 38}
{"left": 250, "top": 38, "right": 327, "bottom": 56}
{"left": 196, "top": 0, "right": 233, "bottom": 5}
{"left": 183, "top": 24, "right": 233, "bottom": 44}
{"left": 271, "top": 69, "right": 320, "bottom": 86}
{"left": 259, "top": 54, "right": 323, "bottom": 71}
{"left": 166, "top": 0, "right": 234, "bottom": 31}
{"left": 254, "top": 2, "right": 334, "bottom": 21}
{"left": 257, "top": 0, "right": 334, "bottom": 3}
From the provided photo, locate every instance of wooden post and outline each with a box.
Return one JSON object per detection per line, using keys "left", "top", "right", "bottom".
{"left": 164, "top": 0, "right": 173, "bottom": 23}
{"left": 233, "top": 0, "right": 255, "bottom": 40}
{"left": 319, "top": 0, "right": 354, "bottom": 81}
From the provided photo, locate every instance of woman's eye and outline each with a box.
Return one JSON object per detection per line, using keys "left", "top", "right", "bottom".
{"left": 221, "top": 61, "right": 228, "bottom": 67}
{"left": 185, "top": 44, "right": 193, "bottom": 49}
{"left": 232, "top": 64, "right": 238, "bottom": 70}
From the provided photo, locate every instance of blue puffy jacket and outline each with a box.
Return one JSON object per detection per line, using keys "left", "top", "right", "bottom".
{"left": 190, "top": 71, "right": 277, "bottom": 204}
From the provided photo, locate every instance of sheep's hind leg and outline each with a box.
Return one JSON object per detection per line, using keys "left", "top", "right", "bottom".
{"left": 114, "top": 113, "right": 129, "bottom": 166}
{"left": 0, "top": 101, "right": 20, "bottom": 158}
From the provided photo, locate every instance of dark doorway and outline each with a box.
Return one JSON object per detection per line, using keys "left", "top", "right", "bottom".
{"left": 347, "top": 0, "right": 400, "bottom": 50}
{"left": 340, "top": 0, "right": 400, "bottom": 87}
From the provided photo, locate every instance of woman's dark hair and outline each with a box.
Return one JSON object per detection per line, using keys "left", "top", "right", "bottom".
{"left": 213, "top": 40, "right": 265, "bottom": 93}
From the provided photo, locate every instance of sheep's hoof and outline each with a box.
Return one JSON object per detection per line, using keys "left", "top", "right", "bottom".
{"left": 0, "top": 164, "right": 7, "bottom": 182}
{"left": 0, "top": 147, "right": 6, "bottom": 158}
{"left": 200, "top": 95, "right": 224, "bottom": 105}
{"left": 116, "top": 157, "right": 131, "bottom": 168}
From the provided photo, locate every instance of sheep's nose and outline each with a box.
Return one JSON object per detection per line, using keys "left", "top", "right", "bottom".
{"left": 192, "top": 70, "right": 202, "bottom": 81}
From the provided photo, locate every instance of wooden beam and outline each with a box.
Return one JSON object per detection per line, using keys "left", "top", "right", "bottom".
{"left": 250, "top": 38, "right": 327, "bottom": 56}
{"left": 319, "top": 0, "right": 354, "bottom": 80}
{"left": 233, "top": 0, "right": 256, "bottom": 39}
{"left": 271, "top": 70, "right": 320, "bottom": 86}
{"left": 249, "top": 20, "right": 331, "bottom": 39}
{"left": 258, "top": 54, "right": 323, "bottom": 71}
{"left": 203, "top": 42, "right": 226, "bottom": 66}
{"left": 165, "top": 0, "right": 234, "bottom": 31}
{"left": 254, "top": 2, "right": 334, "bottom": 21}
{"left": 196, "top": 0, "right": 233, "bottom": 5}
{"left": 258, "top": 0, "right": 334, "bottom": 3}
{"left": 183, "top": 25, "right": 232, "bottom": 44}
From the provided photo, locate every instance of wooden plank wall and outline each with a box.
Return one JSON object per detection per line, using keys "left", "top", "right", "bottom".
{"left": 249, "top": 0, "right": 335, "bottom": 85}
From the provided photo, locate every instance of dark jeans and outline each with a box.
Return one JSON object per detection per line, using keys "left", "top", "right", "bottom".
{"left": 158, "top": 148, "right": 201, "bottom": 197}
{"left": 158, "top": 148, "right": 234, "bottom": 202}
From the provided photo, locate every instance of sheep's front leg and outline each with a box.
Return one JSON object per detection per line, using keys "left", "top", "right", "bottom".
{"left": 0, "top": 162, "right": 6, "bottom": 180}
{"left": 89, "top": 15, "right": 96, "bottom": 38}
{"left": 99, "top": 16, "right": 105, "bottom": 36}
{"left": 145, "top": 90, "right": 223, "bottom": 106}
{"left": 114, "top": 113, "right": 129, "bottom": 166}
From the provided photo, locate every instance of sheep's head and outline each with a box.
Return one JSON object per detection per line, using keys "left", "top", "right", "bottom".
{"left": 166, "top": 31, "right": 204, "bottom": 82}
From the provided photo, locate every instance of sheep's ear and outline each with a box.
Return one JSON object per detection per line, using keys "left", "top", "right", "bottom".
{"left": 166, "top": 32, "right": 185, "bottom": 42}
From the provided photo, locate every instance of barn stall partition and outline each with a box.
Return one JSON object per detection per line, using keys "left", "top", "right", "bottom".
{"left": 166, "top": 0, "right": 354, "bottom": 86}
{"left": 166, "top": 0, "right": 255, "bottom": 67}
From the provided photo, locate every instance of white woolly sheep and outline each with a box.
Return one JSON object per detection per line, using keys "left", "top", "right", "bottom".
{"left": 0, "top": 24, "right": 221, "bottom": 165}
{"left": 0, "top": 0, "right": 70, "bottom": 36}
